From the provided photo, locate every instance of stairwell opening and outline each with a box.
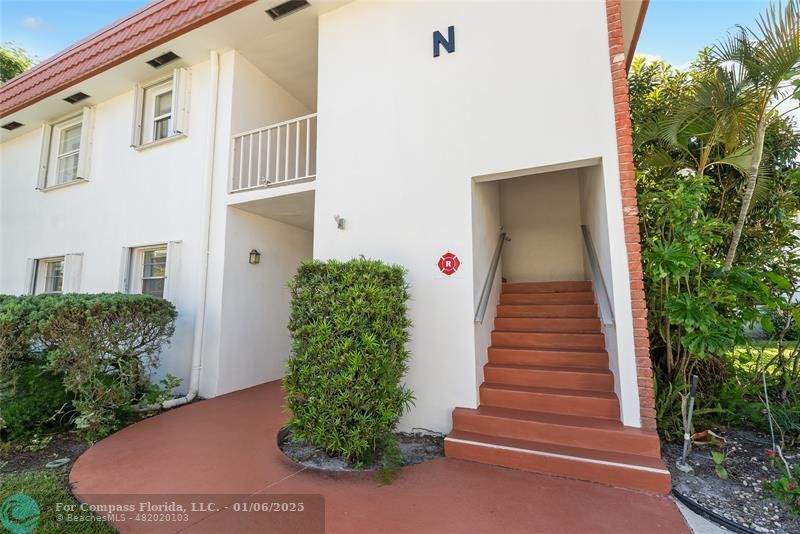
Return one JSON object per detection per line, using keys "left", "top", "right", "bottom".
{"left": 471, "top": 160, "right": 641, "bottom": 429}
{"left": 457, "top": 162, "right": 665, "bottom": 492}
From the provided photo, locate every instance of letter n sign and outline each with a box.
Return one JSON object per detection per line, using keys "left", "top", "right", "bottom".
{"left": 433, "top": 25, "right": 455, "bottom": 57}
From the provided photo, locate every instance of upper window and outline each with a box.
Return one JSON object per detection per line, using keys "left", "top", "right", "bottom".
{"left": 34, "top": 257, "right": 65, "bottom": 294}
{"left": 53, "top": 118, "right": 82, "bottom": 183}
{"left": 37, "top": 108, "right": 94, "bottom": 190}
{"left": 132, "top": 69, "right": 190, "bottom": 147}
{"left": 143, "top": 80, "right": 173, "bottom": 143}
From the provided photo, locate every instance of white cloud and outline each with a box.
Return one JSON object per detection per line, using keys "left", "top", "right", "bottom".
{"left": 638, "top": 53, "right": 665, "bottom": 64}
{"left": 20, "top": 16, "right": 48, "bottom": 32}
{"left": 636, "top": 53, "right": 692, "bottom": 72}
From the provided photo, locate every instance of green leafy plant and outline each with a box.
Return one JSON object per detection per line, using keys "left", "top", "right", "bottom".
{"left": 27, "top": 434, "right": 52, "bottom": 452}
{"left": 284, "top": 258, "right": 414, "bottom": 468}
{"left": 630, "top": 22, "right": 800, "bottom": 439}
{"left": 141, "top": 374, "right": 183, "bottom": 406}
{"left": 0, "top": 42, "right": 35, "bottom": 82}
{"left": 766, "top": 449, "right": 800, "bottom": 513}
{"left": 766, "top": 306, "right": 800, "bottom": 341}
{"left": 654, "top": 371, "right": 727, "bottom": 442}
{"left": 711, "top": 450, "right": 728, "bottom": 480}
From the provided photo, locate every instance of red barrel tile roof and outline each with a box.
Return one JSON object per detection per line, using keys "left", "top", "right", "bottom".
{"left": 0, "top": 0, "right": 256, "bottom": 118}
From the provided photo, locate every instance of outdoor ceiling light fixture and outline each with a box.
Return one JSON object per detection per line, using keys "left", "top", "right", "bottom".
{"left": 266, "top": 0, "right": 310, "bottom": 20}
{"left": 64, "top": 91, "right": 90, "bottom": 104}
{"left": 249, "top": 249, "right": 261, "bottom": 265}
{"left": 1, "top": 121, "right": 23, "bottom": 131}
{"left": 146, "top": 51, "right": 180, "bottom": 68}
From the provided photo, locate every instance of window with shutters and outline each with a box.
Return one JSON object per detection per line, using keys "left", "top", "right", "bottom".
{"left": 131, "top": 69, "right": 190, "bottom": 148}
{"left": 29, "top": 254, "right": 83, "bottom": 295}
{"left": 37, "top": 108, "right": 95, "bottom": 190}
{"left": 129, "top": 245, "right": 168, "bottom": 298}
{"left": 33, "top": 257, "right": 65, "bottom": 294}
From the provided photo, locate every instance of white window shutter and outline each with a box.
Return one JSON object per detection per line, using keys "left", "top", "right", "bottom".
{"left": 118, "top": 247, "right": 132, "bottom": 292}
{"left": 24, "top": 259, "right": 37, "bottom": 295}
{"left": 37, "top": 123, "right": 52, "bottom": 189}
{"left": 76, "top": 106, "right": 95, "bottom": 180}
{"left": 171, "top": 68, "right": 190, "bottom": 134}
{"left": 164, "top": 241, "right": 181, "bottom": 303}
{"left": 130, "top": 84, "right": 144, "bottom": 146}
{"left": 62, "top": 254, "right": 83, "bottom": 293}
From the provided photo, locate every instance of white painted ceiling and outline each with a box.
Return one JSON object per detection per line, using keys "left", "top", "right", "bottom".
{"left": 234, "top": 189, "right": 315, "bottom": 230}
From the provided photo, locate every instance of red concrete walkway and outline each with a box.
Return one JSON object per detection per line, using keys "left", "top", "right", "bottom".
{"left": 70, "top": 381, "right": 688, "bottom": 533}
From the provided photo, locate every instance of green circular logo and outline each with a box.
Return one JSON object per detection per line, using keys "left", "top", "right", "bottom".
{"left": 1, "top": 494, "right": 40, "bottom": 534}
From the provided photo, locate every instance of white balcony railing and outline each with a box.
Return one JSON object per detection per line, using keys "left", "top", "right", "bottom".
{"left": 230, "top": 113, "right": 317, "bottom": 193}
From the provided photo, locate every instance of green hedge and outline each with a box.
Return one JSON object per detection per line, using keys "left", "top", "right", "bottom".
{"left": 0, "top": 293, "right": 177, "bottom": 440}
{"left": 284, "top": 258, "right": 414, "bottom": 467}
{"left": 0, "top": 362, "right": 71, "bottom": 441}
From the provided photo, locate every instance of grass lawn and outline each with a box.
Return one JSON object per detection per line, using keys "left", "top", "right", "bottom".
{"left": 730, "top": 339, "right": 799, "bottom": 374}
{"left": 0, "top": 467, "right": 113, "bottom": 534}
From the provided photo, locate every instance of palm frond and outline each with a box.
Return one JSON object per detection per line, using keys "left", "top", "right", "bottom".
{"left": 750, "top": 155, "right": 778, "bottom": 208}
{"left": 709, "top": 144, "right": 754, "bottom": 175}
{"left": 750, "top": 0, "right": 800, "bottom": 89}
{"left": 641, "top": 147, "right": 684, "bottom": 172}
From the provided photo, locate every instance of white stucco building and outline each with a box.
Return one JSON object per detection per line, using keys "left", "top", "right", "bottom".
{"left": 0, "top": 0, "right": 669, "bottom": 493}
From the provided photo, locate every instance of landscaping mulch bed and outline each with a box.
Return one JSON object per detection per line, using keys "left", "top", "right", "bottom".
{"left": 0, "top": 434, "right": 88, "bottom": 475}
{"left": 280, "top": 430, "right": 444, "bottom": 471}
{"left": 663, "top": 429, "right": 800, "bottom": 534}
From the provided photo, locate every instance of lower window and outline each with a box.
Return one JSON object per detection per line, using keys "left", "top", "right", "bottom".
{"left": 130, "top": 245, "right": 168, "bottom": 298}
{"left": 34, "top": 257, "right": 65, "bottom": 294}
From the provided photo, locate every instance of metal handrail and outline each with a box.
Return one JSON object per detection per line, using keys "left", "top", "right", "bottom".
{"left": 581, "top": 225, "right": 615, "bottom": 326}
{"left": 475, "top": 232, "right": 510, "bottom": 324}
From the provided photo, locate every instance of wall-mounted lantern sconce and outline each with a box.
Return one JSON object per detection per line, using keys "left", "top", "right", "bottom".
{"left": 249, "top": 249, "right": 261, "bottom": 265}
{"left": 334, "top": 215, "right": 346, "bottom": 230}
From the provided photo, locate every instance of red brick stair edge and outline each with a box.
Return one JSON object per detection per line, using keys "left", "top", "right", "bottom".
{"left": 605, "top": 0, "right": 656, "bottom": 430}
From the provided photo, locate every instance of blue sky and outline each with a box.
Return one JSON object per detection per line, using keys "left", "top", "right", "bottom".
{"left": 1, "top": 1, "right": 149, "bottom": 61}
{"left": 0, "top": 0, "right": 777, "bottom": 67}
{"left": 637, "top": 0, "right": 771, "bottom": 67}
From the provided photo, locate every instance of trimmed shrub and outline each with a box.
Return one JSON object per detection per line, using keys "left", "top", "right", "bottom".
{"left": 0, "top": 293, "right": 177, "bottom": 441}
{"left": 0, "top": 361, "right": 72, "bottom": 441}
{"left": 284, "top": 258, "right": 414, "bottom": 467}
{"left": 0, "top": 294, "right": 42, "bottom": 374}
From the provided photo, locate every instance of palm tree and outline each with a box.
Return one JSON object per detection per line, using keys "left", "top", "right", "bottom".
{"left": 634, "top": 61, "right": 757, "bottom": 214}
{"left": 714, "top": 0, "right": 800, "bottom": 270}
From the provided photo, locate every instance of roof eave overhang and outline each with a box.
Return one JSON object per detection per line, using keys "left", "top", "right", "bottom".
{"left": 0, "top": 0, "right": 257, "bottom": 119}
{"left": 625, "top": 0, "right": 649, "bottom": 71}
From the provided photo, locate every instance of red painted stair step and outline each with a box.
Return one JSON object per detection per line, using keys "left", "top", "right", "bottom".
{"left": 494, "top": 317, "right": 601, "bottom": 333}
{"left": 444, "top": 430, "right": 671, "bottom": 495}
{"left": 487, "top": 347, "right": 609, "bottom": 368}
{"left": 479, "top": 383, "right": 620, "bottom": 419}
{"left": 451, "top": 406, "right": 661, "bottom": 458}
{"left": 483, "top": 363, "right": 614, "bottom": 391}
{"left": 496, "top": 304, "right": 599, "bottom": 318}
{"left": 491, "top": 331, "right": 606, "bottom": 350}
{"left": 500, "top": 292, "right": 596, "bottom": 305}
{"left": 502, "top": 281, "right": 592, "bottom": 293}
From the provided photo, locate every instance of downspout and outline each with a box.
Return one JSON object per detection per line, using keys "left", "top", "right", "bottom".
{"left": 163, "top": 50, "right": 220, "bottom": 409}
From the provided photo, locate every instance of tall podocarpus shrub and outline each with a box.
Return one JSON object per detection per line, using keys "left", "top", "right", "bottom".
{"left": 284, "top": 258, "right": 414, "bottom": 467}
